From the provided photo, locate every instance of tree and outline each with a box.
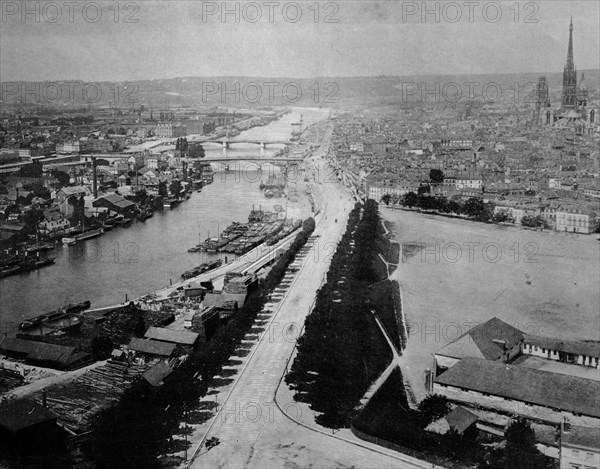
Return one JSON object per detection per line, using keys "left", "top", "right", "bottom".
{"left": 170, "top": 179, "right": 183, "bottom": 198}
{"left": 429, "top": 169, "right": 444, "bottom": 184}
{"left": 418, "top": 394, "right": 450, "bottom": 425}
{"left": 188, "top": 143, "right": 205, "bottom": 158}
{"left": 22, "top": 208, "right": 45, "bottom": 234}
{"left": 158, "top": 180, "right": 168, "bottom": 198}
{"left": 492, "top": 209, "right": 514, "bottom": 224}
{"left": 521, "top": 215, "right": 548, "bottom": 229}
{"left": 91, "top": 335, "right": 115, "bottom": 360}
{"left": 463, "top": 198, "right": 491, "bottom": 222}
{"left": 381, "top": 194, "right": 391, "bottom": 206}
{"left": 402, "top": 192, "right": 419, "bottom": 209}
{"left": 51, "top": 170, "right": 70, "bottom": 187}
{"left": 503, "top": 418, "right": 550, "bottom": 469}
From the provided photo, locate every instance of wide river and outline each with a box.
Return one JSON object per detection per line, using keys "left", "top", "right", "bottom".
{"left": 0, "top": 108, "right": 330, "bottom": 332}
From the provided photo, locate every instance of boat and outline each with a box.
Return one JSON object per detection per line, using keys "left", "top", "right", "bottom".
{"left": 23, "top": 243, "right": 55, "bottom": 254}
{"left": 117, "top": 217, "right": 133, "bottom": 226}
{"left": 62, "top": 228, "right": 104, "bottom": 246}
{"left": 0, "top": 265, "right": 21, "bottom": 278}
{"left": 18, "top": 300, "right": 91, "bottom": 330}
{"left": 35, "top": 257, "right": 55, "bottom": 268}
{"left": 181, "top": 259, "right": 223, "bottom": 279}
{"left": 64, "top": 300, "right": 91, "bottom": 314}
{"left": 187, "top": 246, "right": 201, "bottom": 253}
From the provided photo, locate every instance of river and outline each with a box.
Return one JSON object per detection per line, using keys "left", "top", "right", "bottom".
{"left": 0, "top": 108, "right": 330, "bottom": 332}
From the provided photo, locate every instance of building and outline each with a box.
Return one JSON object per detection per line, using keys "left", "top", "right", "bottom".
{"left": 424, "top": 406, "right": 479, "bottom": 437}
{"left": 561, "top": 18, "right": 578, "bottom": 111}
{"left": 39, "top": 207, "right": 70, "bottom": 234}
{"left": 155, "top": 123, "right": 187, "bottom": 138}
{"left": 142, "top": 361, "right": 174, "bottom": 387}
{"left": 542, "top": 20, "right": 599, "bottom": 129}
{"left": 368, "top": 180, "right": 420, "bottom": 202}
{"left": 56, "top": 141, "right": 81, "bottom": 154}
{"left": 522, "top": 336, "right": 600, "bottom": 368}
{"left": 555, "top": 207, "right": 597, "bottom": 234}
{"left": 0, "top": 338, "right": 90, "bottom": 370}
{"left": 434, "top": 317, "right": 524, "bottom": 373}
{"left": 184, "top": 120, "right": 205, "bottom": 135}
{"left": 92, "top": 193, "right": 136, "bottom": 216}
{"left": 0, "top": 398, "right": 61, "bottom": 448}
{"left": 127, "top": 337, "right": 176, "bottom": 359}
{"left": 433, "top": 357, "right": 600, "bottom": 427}
{"left": 493, "top": 203, "right": 538, "bottom": 224}
{"left": 144, "top": 327, "right": 200, "bottom": 348}
{"left": 560, "top": 423, "right": 600, "bottom": 469}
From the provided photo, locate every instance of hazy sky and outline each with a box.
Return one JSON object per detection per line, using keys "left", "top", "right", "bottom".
{"left": 1, "top": 1, "right": 599, "bottom": 81}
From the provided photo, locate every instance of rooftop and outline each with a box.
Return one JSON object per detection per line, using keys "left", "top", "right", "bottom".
{"left": 435, "top": 317, "right": 524, "bottom": 361}
{"left": 0, "top": 398, "right": 57, "bottom": 433}
{"left": 562, "top": 424, "right": 600, "bottom": 450}
{"left": 128, "top": 337, "right": 176, "bottom": 357}
{"left": 524, "top": 335, "right": 600, "bottom": 359}
{"left": 144, "top": 327, "right": 199, "bottom": 346}
{"left": 435, "top": 357, "right": 600, "bottom": 419}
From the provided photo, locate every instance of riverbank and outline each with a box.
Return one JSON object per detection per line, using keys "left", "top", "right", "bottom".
{"left": 381, "top": 207, "right": 600, "bottom": 402}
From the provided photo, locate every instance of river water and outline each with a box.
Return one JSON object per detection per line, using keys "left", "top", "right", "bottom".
{"left": 0, "top": 108, "right": 329, "bottom": 331}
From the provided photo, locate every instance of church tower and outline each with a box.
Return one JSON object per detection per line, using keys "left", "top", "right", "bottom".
{"left": 578, "top": 72, "right": 588, "bottom": 109}
{"left": 561, "top": 17, "right": 578, "bottom": 111}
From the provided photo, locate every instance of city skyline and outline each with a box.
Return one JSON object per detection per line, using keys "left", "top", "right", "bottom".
{"left": 1, "top": 1, "right": 599, "bottom": 82}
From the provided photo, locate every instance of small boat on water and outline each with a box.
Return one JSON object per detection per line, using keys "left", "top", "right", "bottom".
{"left": 187, "top": 246, "right": 201, "bottom": 253}
{"left": 24, "top": 243, "right": 55, "bottom": 254}
{"left": 181, "top": 259, "right": 223, "bottom": 279}
{"left": 35, "top": 257, "right": 56, "bottom": 268}
{"left": 0, "top": 265, "right": 21, "bottom": 278}
{"left": 19, "top": 300, "right": 91, "bottom": 330}
{"left": 117, "top": 217, "right": 133, "bottom": 226}
{"left": 62, "top": 228, "right": 104, "bottom": 246}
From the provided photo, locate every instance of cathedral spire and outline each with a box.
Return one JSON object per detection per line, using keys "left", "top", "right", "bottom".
{"left": 566, "top": 16, "right": 574, "bottom": 70}
{"left": 561, "top": 18, "right": 578, "bottom": 111}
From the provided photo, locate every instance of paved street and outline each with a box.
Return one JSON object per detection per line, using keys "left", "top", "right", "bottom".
{"left": 187, "top": 131, "right": 439, "bottom": 469}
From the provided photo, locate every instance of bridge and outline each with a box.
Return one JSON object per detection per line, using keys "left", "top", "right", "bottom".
{"left": 199, "top": 138, "right": 290, "bottom": 148}
{"left": 186, "top": 155, "right": 304, "bottom": 164}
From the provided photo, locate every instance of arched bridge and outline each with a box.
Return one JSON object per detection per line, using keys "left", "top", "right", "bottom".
{"left": 200, "top": 138, "right": 290, "bottom": 148}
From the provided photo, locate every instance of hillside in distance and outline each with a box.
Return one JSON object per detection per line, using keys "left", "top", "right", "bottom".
{"left": 1, "top": 71, "right": 598, "bottom": 110}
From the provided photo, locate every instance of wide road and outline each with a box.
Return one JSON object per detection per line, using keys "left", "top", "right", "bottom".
{"left": 188, "top": 125, "right": 437, "bottom": 469}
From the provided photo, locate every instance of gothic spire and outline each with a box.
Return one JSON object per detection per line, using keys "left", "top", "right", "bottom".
{"left": 566, "top": 16, "right": 574, "bottom": 70}
{"left": 562, "top": 18, "right": 578, "bottom": 110}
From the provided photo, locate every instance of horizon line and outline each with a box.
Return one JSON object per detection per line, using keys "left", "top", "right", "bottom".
{"left": 2, "top": 68, "right": 600, "bottom": 85}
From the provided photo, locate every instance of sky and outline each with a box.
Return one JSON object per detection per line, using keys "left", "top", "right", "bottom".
{"left": 1, "top": 0, "right": 599, "bottom": 82}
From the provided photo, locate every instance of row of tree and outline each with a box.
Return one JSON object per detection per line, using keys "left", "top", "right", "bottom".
{"left": 383, "top": 192, "right": 494, "bottom": 223}
{"left": 175, "top": 138, "right": 205, "bottom": 158}
{"left": 286, "top": 200, "right": 394, "bottom": 428}
{"left": 88, "top": 218, "right": 316, "bottom": 468}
